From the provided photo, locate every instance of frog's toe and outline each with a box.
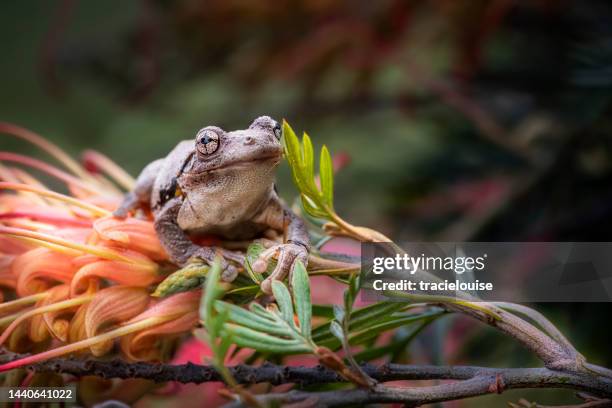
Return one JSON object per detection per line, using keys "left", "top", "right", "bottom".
{"left": 189, "top": 248, "right": 239, "bottom": 282}
{"left": 113, "top": 192, "right": 138, "bottom": 219}
{"left": 113, "top": 206, "right": 130, "bottom": 219}
{"left": 221, "top": 263, "right": 239, "bottom": 282}
{"left": 202, "top": 253, "right": 238, "bottom": 282}
{"left": 219, "top": 249, "right": 246, "bottom": 266}
{"left": 260, "top": 243, "right": 308, "bottom": 295}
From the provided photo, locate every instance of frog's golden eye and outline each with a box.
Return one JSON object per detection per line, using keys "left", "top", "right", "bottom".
{"left": 196, "top": 129, "right": 220, "bottom": 155}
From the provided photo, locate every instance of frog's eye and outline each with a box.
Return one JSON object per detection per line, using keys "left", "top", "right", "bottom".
{"left": 196, "top": 129, "right": 220, "bottom": 155}
{"left": 273, "top": 122, "right": 282, "bottom": 140}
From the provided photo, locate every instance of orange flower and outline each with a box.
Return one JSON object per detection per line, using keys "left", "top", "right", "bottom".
{"left": 0, "top": 123, "right": 207, "bottom": 373}
{"left": 83, "top": 286, "right": 150, "bottom": 356}
{"left": 29, "top": 284, "right": 71, "bottom": 342}
{"left": 120, "top": 291, "right": 201, "bottom": 361}
{"left": 93, "top": 216, "right": 167, "bottom": 261}
{"left": 70, "top": 251, "right": 159, "bottom": 297}
{"left": 13, "top": 248, "right": 78, "bottom": 296}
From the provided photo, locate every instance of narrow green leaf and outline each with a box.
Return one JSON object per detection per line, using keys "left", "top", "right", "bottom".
{"left": 246, "top": 242, "right": 266, "bottom": 258}
{"left": 244, "top": 246, "right": 264, "bottom": 284}
{"left": 244, "top": 242, "right": 278, "bottom": 284}
{"left": 214, "top": 301, "right": 289, "bottom": 336}
{"left": 282, "top": 121, "right": 310, "bottom": 193}
{"left": 226, "top": 285, "right": 260, "bottom": 297}
{"left": 349, "top": 273, "right": 360, "bottom": 299}
{"left": 225, "top": 324, "right": 311, "bottom": 353}
{"left": 332, "top": 311, "right": 444, "bottom": 347}
{"left": 343, "top": 290, "right": 352, "bottom": 314}
{"left": 219, "top": 336, "right": 233, "bottom": 359}
{"left": 200, "top": 259, "right": 223, "bottom": 324}
{"left": 154, "top": 263, "right": 209, "bottom": 297}
{"left": 348, "top": 311, "right": 443, "bottom": 345}
{"left": 353, "top": 318, "right": 435, "bottom": 362}
{"left": 312, "top": 304, "right": 335, "bottom": 318}
{"left": 314, "top": 235, "right": 333, "bottom": 249}
{"left": 291, "top": 260, "right": 312, "bottom": 338}
{"left": 282, "top": 121, "right": 301, "bottom": 168}
{"left": 319, "top": 310, "right": 444, "bottom": 349}
{"left": 198, "top": 258, "right": 238, "bottom": 386}
{"left": 311, "top": 301, "right": 405, "bottom": 343}
{"left": 302, "top": 132, "right": 315, "bottom": 182}
{"left": 319, "top": 145, "right": 334, "bottom": 208}
{"left": 271, "top": 281, "right": 295, "bottom": 325}
{"left": 211, "top": 307, "right": 228, "bottom": 335}
{"left": 301, "top": 194, "right": 328, "bottom": 219}
{"left": 333, "top": 305, "right": 345, "bottom": 323}
{"left": 249, "top": 302, "right": 276, "bottom": 320}
{"left": 230, "top": 334, "right": 313, "bottom": 354}
{"left": 347, "top": 302, "right": 406, "bottom": 332}
{"left": 329, "top": 321, "right": 345, "bottom": 342}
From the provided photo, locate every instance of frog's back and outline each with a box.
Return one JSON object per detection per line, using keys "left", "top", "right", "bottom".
{"left": 151, "top": 141, "right": 194, "bottom": 211}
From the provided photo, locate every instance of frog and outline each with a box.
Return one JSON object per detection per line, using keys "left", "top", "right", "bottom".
{"left": 113, "top": 116, "right": 310, "bottom": 294}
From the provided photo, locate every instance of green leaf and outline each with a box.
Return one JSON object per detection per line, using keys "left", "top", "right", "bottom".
{"left": 319, "top": 145, "right": 334, "bottom": 208}
{"left": 282, "top": 121, "right": 309, "bottom": 193}
{"left": 329, "top": 320, "right": 345, "bottom": 343}
{"left": 341, "top": 273, "right": 360, "bottom": 317}
{"left": 218, "top": 336, "right": 234, "bottom": 360}
{"left": 200, "top": 259, "right": 223, "bottom": 324}
{"left": 312, "top": 301, "right": 405, "bottom": 343}
{"left": 282, "top": 121, "right": 300, "bottom": 166}
{"left": 271, "top": 281, "right": 295, "bottom": 325}
{"left": 244, "top": 242, "right": 277, "bottom": 284}
{"left": 231, "top": 336, "right": 313, "bottom": 354}
{"left": 319, "top": 310, "right": 443, "bottom": 349}
{"left": 249, "top": 302, "right": 275, "bottom": 320}
{"left": 225, "top": 324, "right": 311, "bottom": 353}
{"left": 244, "top": 250, "right": 263, "bottom": 284}
{"left": 291, "top": 260, "right": 312, "bottom": 338}
{"left": 353, "top": 318, "right": 435, "bottom": 362}
{"left": 282, "top": 120, "right": 337, "bottom": 222}
{"left": 301, "top": 194, "right": 328, "bottom": 219}
{"left": 346, "top": 302, "right": 406, "bottom": 332}
{"left": 154, "top": 263, "right": 209, "bottom": 297}
{"left": 198, "top": 258, "right": 239, "bottom": 386}
{"left": 348, "top": 273, "right": 360, "bottom": 299}
{"left": 214, "top": 301, "right": 289, "bottom": 336}
{"left": 333, "top": 305, "right": 345, "bottom": 323}
{"left": 348, "top": 311, "right": 442, "bottom": 345}
{"left": 312, "top": 304, "right": 334, "bottom": 318}
{"left": 301, "top": 132, "right": 315, "bottom": 182}
{"left": 226, "top": 285, "right": 260, "bottom": 297}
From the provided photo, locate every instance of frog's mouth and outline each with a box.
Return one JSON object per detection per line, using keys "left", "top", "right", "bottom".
{"left": 186, "top": 152, "right": 282, "bottom": 175}
{"left": 223, "top": 153, "right": 282, "bottom": 169}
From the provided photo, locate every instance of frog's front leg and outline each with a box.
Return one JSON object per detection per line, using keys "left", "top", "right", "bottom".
{"left": 257, "top": 199, "right": 310, "bottom": 294}
{"left": 154, "top": 197, "right": 240, "bottom": 281}
{"left": 114, "top": 159, "right": 164, "bottom": 218}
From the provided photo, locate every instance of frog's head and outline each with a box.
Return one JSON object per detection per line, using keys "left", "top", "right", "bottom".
{"left": 188, "top": 116, "right": 283, "bottom": 174}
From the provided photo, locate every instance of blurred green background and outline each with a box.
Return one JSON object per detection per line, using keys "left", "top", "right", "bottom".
{"left": 2, "top": 1, "right": 612, "bottom": 406}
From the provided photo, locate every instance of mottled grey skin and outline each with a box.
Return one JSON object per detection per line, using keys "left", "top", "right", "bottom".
{"left": 114, "top": 116, "right": 309, "bottom": 293}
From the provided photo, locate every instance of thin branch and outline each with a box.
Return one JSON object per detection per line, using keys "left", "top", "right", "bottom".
{"left": 3, "top": 351, "right": 611, "bottom": 399}
{"left": 494, "top": 301, "right": 580, "bottom": 357}
{"left": 437, "top": 301, "right": 586, "bottom": 373}
{"left": 223, "top": 367, "right": 612, "bottom": 407}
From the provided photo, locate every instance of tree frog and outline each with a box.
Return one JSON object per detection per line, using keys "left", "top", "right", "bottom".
{"left": 114, "top": 116, "right": 309, "bottom": 293}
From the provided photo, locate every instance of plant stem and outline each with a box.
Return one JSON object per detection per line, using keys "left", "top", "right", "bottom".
{"left": 11, "top": 355, "right": 612, "bottom": 405}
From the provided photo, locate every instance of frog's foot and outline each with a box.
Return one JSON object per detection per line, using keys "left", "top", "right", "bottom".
{"left": 258, "top": 242, "right": 308, "bottom": 294}
{"left": 113, "top": 192, "right": 138, "bottom": 219}
{"left": 186, "top": 247, "right": 242, "bottom": 282}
